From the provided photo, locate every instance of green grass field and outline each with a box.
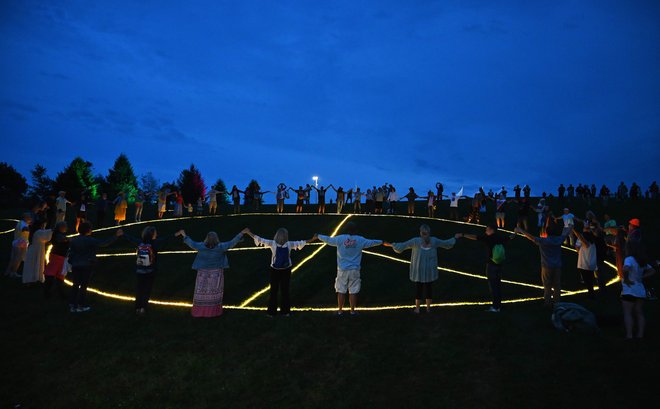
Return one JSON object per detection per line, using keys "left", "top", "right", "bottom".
{"left": 1, "top": 198, "right": 658, "bottom": 408}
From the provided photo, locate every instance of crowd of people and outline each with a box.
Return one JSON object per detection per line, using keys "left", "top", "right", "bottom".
{"left": 17, "top": 181, "right": 658, "bottom": 233}
{"left": 3, "top": 180, "right": 657, "bottom": 339}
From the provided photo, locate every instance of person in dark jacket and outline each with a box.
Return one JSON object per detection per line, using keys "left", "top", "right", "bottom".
{"left": 123, "top": 226, "right": 183, "bottom": 314}
{"left": 68, "top": 222, "right": 123, "bottom": 312}
{"left": 95, "top": 193, "right": 109, "bottom": 228}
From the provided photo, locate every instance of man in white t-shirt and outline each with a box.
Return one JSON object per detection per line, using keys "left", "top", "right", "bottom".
{"left": 448, "top": 193, "right": 465, "bottom": 221}
{"left": 555, "top": 208, "right": 575, "bottom": 245}
{"left": 55, "top": 191, "right": 71, "bottom": 223}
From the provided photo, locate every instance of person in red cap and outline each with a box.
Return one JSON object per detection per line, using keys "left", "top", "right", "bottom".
{"left": 628, "top": 219, "right": 641, "bottom": 242}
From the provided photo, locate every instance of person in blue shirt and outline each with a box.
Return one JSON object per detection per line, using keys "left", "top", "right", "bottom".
{"left": 516, "top": 222, "right": 567, "bottom": 307}
{"left": 317, "top": 222, "right": 383, "bottom": 316}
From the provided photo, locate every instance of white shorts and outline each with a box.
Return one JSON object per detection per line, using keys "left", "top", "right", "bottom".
{"left": 335, "top": 269, "right": 361, "bottom": 294}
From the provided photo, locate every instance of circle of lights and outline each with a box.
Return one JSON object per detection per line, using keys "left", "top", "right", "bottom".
{"left": 45, "top": 213, "right": 618, "bottom": 312}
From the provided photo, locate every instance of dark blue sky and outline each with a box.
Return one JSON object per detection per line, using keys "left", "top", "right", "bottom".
{"left": 2, "top": 0, "right": 659, "bottom": 196}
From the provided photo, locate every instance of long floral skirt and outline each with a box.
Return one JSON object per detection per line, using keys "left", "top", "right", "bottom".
{"left": 191, "top": 268, "right": 224, "bottom": 317}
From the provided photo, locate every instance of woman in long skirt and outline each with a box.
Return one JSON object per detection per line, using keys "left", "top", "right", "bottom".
{"left": 114, "top": 192, "right": 128, "bottom": 225}
{"left": 22, "top": 220, "right": 53, "bottom": 284}
{"left": 179, "top": 228, "right": 248, "bottom": 317}
{"left": 384, "top": 224, "right": 457, "bottom": 314}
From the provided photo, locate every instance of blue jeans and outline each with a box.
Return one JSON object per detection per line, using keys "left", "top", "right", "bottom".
{"left": 487, "top": 263, "right": 503, "bottom": 309}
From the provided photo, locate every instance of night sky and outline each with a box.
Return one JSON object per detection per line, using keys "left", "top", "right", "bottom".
{"left": 1, "top": 0, "right": 659, "bottom": 197}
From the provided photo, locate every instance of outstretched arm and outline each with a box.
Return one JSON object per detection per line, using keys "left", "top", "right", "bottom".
{"left": 390, "top": 238, "right": 417, "bottom": 253}
{"left": 218, "top": 228, "right": 249, "bottom": 251}
{"left": 514, "top": 227, "right": 537, "bottom": 244}
{"left": 572, "top": 228, "right": 590, "bottom": 246}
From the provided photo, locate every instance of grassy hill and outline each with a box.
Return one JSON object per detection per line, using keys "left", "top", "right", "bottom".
{"left": 1, "top": 198, "right": 658, "bottom": 408}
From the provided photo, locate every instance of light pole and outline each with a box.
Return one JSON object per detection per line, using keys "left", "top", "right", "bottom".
{"left": 312, "top": 176, "right": 319, "bottom": 188}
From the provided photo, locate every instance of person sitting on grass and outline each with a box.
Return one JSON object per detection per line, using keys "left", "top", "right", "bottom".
{"left": 68, "top": 222, "right": 124, "bottom": 313}
{"left": 515, "top": 222, "right": 566, "bottom": 307}
{"left": 317, "top": 222, "right": 383, "bottom": 316}
{"left": 247, "top": 228, "right": 317, "bottom": 316}
{"left": 123, "top": 226, "right": 184, "bottom": 315}
{"left": 456, "top": 224, "right": 516, "bottom": 312}
{"left": 620, "top": 240, "right": 655, "bottom": 339}
{"left": 179, "top": 228, "right": 249, "bottom": 318}
{"left": 384, "top": 224, "right": 457, "bottom": 314}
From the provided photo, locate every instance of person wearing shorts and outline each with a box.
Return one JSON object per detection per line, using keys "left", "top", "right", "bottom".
{"left": 494, "top": 195, "right": 507, "bottom": 228}
{"left": 290, "top": 186, "right": 306, "bottom": 213}
{"left": 207, "top": 188, "right": 222, "bottom": 215}
{"left": 620, "top": 242, "right": 655, "bottom": 339}
{"left": 317, "top": 222, "right": 383, "bottom": 315}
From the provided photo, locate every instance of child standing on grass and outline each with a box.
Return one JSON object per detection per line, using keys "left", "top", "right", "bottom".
{"left": 317, "top": 222, "right": 383, "bottom": 316}
{"left": 123, "top": 226, "right": 183, "bottom": 314}
{"left": 68, "top": 222, "right": 123, "bottom": 313}
{"left": 196, "top": 197, "right": 204, "bottom": 216}
{"left": 248, "top": 228, "right": 317, "bottom": 316}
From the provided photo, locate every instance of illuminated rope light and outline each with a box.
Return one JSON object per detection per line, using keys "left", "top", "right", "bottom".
{"left": 362, "top": 250, "right": 549, "bottom": 291}
{"left": 238, "top": 215, "right": 354, "bottom": 307}
{"left": 0, "top": 218, "right": 18, "bottom": 235}
{"left": 94, "top": 243, "right": 325, "bottom": 258}
{"left": 52, "top": 212, "right": 621, "bottom": 313}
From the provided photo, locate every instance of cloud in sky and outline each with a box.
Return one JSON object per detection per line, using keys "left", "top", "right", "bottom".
{"left": 1, "top": 0, "right": 659, "bottom": 194}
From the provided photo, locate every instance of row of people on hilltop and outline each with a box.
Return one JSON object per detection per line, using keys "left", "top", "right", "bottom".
{"left": 19, "top": 181, "right": 659, "bottom": 235}
{"left": 6, "top": 202, "right": 656, "bottom": 338}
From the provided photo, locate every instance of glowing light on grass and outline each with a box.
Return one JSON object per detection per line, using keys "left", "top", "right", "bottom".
{"left": 362, "top": 250, "right": 549, "bottom": 291}
{"left": 238, "top": 214, "right": 353, "bottom": 307}
{"left": 52, "top": 212, "right": 620, "bottom": 313}
{"left": 94, "top": 243, "right": 325, "bottom": 258}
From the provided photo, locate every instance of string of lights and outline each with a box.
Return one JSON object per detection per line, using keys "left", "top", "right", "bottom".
{"left": 238, "top": 214, "right": 353, "bottom": 307}
{"left": 44, "top": 212, "right": 619, "bottom": 312}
